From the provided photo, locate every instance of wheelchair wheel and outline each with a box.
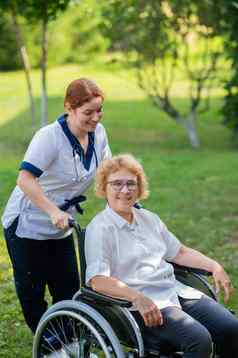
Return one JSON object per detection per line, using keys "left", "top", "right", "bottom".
{"left": 33, "top": 300, "right": 125, "bottom": 358}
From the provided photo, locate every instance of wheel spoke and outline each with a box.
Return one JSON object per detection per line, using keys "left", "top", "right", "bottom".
{"left": 35, "top": 310, "right": 118, "bottom": 358}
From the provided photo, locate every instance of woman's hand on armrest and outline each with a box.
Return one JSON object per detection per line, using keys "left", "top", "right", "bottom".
{"left": 90, "top": 275, "right": 163, "bottom": 327}
{"left": 212, "top": 263, "right": 234, "bottom": 304}
{"left": 172, "top": 245, "right": 234, "bottom": 303}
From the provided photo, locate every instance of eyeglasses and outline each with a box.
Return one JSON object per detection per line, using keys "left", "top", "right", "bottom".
{"left": 107, "top": 180, "right": 138, "bottom": 192}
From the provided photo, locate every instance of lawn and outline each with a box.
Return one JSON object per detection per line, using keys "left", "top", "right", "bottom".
{"left": 0, "top": 64, "right": 238, "bottom": 357}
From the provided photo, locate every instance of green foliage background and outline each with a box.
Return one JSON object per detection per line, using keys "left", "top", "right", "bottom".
{"left": 1, "top": 0, "right": 238, "bottom": 355}
{"left": 0, "top": 63, "right": 238, "bottom": 357}
{"left": 0, "top": 0, "right": 106, "bottom": 70}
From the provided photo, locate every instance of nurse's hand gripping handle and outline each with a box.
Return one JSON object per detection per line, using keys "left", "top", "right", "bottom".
{"left": 68, "top": 218, "right": 82, "bottom": 236}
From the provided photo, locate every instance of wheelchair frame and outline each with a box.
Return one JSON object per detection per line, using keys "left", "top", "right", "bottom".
{"left": 32, "top": 221, "right": 219, "bottom": 358}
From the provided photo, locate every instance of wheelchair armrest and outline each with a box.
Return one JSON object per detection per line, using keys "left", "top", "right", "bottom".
{"left": 171, "top": 263, "right": 212, "bottom": 276}
{"left": 80, "top": 287, "right": 132, "bottom": 308}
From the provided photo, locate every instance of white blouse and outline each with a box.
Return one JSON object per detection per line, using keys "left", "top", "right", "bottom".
{"left": 85, "top": 206, "right": 202, "bottom": 310}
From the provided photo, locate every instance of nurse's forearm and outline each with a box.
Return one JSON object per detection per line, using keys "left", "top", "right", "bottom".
{"left": 90, "top": 275, "right": 140, "bottom": 302}
{"left": 17, "top": 170, "right": 60, "bottom": 216}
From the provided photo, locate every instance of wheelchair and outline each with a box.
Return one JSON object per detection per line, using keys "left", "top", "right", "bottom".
{"left": 32, "top": 220, "right": 220, "bottom": 358}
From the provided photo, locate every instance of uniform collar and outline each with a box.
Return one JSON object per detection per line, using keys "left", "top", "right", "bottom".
{"left": 57, "top": 114, "right": 96, "bottom": 171}
{"left": 105, "top": 205, "right": 139, "bottom": 230}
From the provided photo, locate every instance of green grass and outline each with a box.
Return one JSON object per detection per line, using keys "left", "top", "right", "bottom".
{"left": 0, "top": 64, "right": 238, "bottom": 357}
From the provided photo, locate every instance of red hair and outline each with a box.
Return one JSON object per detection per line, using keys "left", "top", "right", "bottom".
{"left": 64, "top": 78, "right": 104, "bottom": 110}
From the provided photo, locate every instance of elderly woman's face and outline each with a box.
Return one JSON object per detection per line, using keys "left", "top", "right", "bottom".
{"left": 106, "top": 168, "right": 138, "bottom": 215}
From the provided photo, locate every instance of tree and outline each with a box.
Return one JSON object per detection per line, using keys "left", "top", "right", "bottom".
{"left": 11, "top": 1, "right": 37, "bottom": 128}
{"left": 0, "top": 0, "right": 36, "bottom": 128}
{"left": 23, "top": 0, "right": 72, "bottom": 126}
{"left": 101, "top": 0, "right": 223, "bottom": 148}
{"left": 1, "top": 0, "right": 104, "bottom": 128}
{"left": 0, "top": 13, "right": 21, "bottom": 71}
{"left": 1, "top": 0, "right": 71, "bottom": 128}
{"left": 65, "top": 0, "right": 107, "bottom": 64}
{"left": 215, "top": 1, "right": 238, "bottom": 140}
{"left": 191, "top": 0, "right": 238, "bottom": 142}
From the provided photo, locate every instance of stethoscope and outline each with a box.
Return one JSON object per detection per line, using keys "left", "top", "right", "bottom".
{"left": 72, "top": 135, "right": 98, "bottom": 182}
{"left": 58, "top": 115, "right": 98, "bottom": 182}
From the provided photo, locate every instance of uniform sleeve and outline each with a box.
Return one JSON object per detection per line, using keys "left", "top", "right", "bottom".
{"left": 159, "top": 218, "right": 181, "bottom": 261}
{"left": 19, "top": 127, "right": 57, "bottom": 177}
{"left": 101, "top": 125, "right": 112, "bottom": 160}
{"left": 85, "top": 219, "right": 112, "bottom": 286}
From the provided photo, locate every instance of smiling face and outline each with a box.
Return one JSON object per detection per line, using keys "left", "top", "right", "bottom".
{"left": 68, "top": 96, "right": 103, "bottom": 135}
{"left": 106, "top": 168, "right": 139, "bottom": 220}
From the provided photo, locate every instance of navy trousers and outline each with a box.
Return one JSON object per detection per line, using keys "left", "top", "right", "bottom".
{"left": 132, "top": 295, "right": 238, "bottom": 357}
{"left": 4, "top": 217, "right": 80, "bottom": 333}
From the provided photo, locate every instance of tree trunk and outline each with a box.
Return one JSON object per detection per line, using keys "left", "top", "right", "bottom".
{"left": 40, "top": 16, "right": 48, "bottom": 127}
{"left": 176, "top": 112, "right": 200, "bottom": 148}
{"left": 180, "top": 111, "right": 200, "bottom": 149}
{"left": 11, "top": 6, "right": 36, "bottom": 129}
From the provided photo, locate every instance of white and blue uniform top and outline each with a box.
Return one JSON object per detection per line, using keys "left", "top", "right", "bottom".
{"left": 1, "top": 115, "right": 112, "bottom": 240}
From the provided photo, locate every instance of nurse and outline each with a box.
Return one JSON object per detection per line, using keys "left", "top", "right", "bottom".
{"left": 1, "top": 78, "right": 111, "bottom": 333}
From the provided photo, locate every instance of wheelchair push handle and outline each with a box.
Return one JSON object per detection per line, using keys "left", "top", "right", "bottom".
{"left": 68, "top": 218, "right": 76, "bottom": 228}
{"left": 68, "top": 218, "right": 83, "bottom": 236}
{"left": 59, "top": 194, "right": 87, "bottom": 215}
{"left": 58, "top": 194, "right": 86, "bottom": 233}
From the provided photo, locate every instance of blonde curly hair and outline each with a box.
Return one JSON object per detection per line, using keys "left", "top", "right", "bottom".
{"left": 95, "top": 154, "right": 149, "bottom": 200}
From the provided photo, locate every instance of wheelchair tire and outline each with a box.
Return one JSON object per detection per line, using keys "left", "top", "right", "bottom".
{"left": 32, "top": 300, "right": 125, "bottom": 358}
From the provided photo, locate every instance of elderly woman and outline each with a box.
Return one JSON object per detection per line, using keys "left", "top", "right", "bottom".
{"left": 85, "top": 154, "right": 238, "bottom": 358}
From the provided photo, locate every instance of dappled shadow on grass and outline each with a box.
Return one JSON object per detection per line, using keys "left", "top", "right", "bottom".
{"left": 0, "top": 95, "right": 235, "bottom": 157}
